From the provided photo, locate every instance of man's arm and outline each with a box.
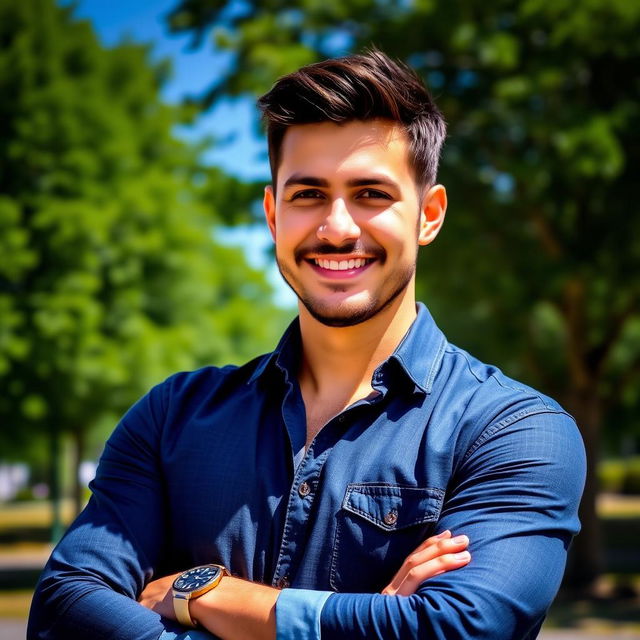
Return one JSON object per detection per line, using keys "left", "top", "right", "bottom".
{"left": 316, "top": 410, "right": 585, "bottom": 639}
{"left": 145, "top": 409, "right": 585, "bottom": 640}
{"left": 140, "top": 531, "right": 471, "bottom": 640}
{"left": 27, "top": 384, "right": 179, "bottom": 640}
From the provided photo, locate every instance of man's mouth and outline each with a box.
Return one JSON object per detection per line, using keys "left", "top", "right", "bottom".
{"left": 312, "top": 258, "right": 373, "bottom": 271}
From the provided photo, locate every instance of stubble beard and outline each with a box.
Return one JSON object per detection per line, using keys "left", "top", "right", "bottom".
{"left": 276, "top": 254, "right": 416, "bottom": 328}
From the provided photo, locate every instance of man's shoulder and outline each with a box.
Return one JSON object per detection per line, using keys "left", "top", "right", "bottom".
{"left": 143, "top": 353, "right": 273, "bottom": 410}
{"left": 117, "top": 353, "right": 277, "bottom": 440}
{"left": 440, "top": 340, "right": 566, "bottom": 415}
{"left": 434, "top": 341, "right": 583, "bottom": 476}
{"left": 433, "top": 341, "right": 579, "bottom": 464}
{"left": 157, "top": 352, "right": 275, "bottom": 400}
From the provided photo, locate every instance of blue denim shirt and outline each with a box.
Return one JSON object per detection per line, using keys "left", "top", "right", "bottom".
{"left": 28, "top": 304, "right": 585, "bottom": 640}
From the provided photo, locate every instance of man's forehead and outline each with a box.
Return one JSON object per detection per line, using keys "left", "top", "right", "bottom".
{"left": 281, "top": 119, "right": 406, "bottom": 149}
{"left": 277, "top": 119, "right": 411, "bottom": 186}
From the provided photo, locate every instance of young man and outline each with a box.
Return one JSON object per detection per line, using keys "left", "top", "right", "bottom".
{"left": 29, "top": 50, "right": 585, "bottom": 640}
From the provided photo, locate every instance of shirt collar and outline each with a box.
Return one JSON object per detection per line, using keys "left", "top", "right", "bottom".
{"left": 248, "top": 316, "right": 301, "bottom": 385}
{"left": 248, "top": 303, "right": 446, "bottom": 396}
{"left": 384, "top": 302, "right": 447, "bottom": 395}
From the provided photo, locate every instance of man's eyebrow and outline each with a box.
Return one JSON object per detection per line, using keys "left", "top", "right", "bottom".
{"left": 346, "top": 176, "right": 399, "bottom": 189}
{"left": 282, "top": 174, "right": 400, "bottom": 190}
{"left": 282, "top": 175, "right": 329, "bottom": 189}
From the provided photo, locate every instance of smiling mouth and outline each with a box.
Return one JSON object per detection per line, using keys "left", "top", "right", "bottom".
{"left": 311, "top": 257, "right": 374, "bottom": 271}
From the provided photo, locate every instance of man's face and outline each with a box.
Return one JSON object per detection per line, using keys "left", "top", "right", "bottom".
{"left": 264, "top": 119, "right": 445, "bottom": 327}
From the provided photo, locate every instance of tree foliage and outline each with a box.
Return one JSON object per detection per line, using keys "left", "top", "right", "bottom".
{"left": 0, "top": 0, "right": 288, "bottom": 488}
{"left": 168, "top": 0, "right": 640, "bottom": 587}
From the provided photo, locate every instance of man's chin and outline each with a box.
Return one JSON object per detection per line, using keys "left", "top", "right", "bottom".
{"left": 300, "top": 299, "right": 381, "bottom": 328}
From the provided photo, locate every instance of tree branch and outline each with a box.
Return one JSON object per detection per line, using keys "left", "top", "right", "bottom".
{"left": 528, "top": 207, "right": 564, "bottom": 259}
{"left": 587, "top": 295, "right": 639, "bottom": 376}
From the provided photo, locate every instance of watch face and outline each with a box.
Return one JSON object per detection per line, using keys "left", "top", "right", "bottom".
{"left": 173, "top": 565, "right": 222, "bottom": 593}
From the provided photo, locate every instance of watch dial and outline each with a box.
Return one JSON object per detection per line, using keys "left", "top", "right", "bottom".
{"left": 174, "top": 565, "right": 221, "bottom": 592}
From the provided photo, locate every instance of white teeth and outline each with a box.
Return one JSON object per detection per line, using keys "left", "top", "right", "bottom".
{"left": 314, "top": 258, "right": 369, "bottom": 270}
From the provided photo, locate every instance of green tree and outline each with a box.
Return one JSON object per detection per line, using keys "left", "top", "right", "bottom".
{"left": 0, "top": 0, "right": 289, "bottom": 532}
{"left": 167, "top": 0, "right": 640, "bottom": 589}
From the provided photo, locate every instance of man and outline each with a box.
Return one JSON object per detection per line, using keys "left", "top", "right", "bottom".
{"left": 28, "top": 50, "right": 585, "bottom": 640}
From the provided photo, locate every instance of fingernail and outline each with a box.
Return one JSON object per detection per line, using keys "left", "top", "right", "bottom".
{"left": 452, "top": 535, "right": 468, "bottom": 544}
{"left": 436, "top": 530, "right": 450, "bottom": 538}
{"left": 455, "top": 551, "right": 471, "bottom": 561}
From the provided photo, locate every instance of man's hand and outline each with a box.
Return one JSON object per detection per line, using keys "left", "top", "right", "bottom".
{"left": 139, "top": 571, "right": 180, "bottom": 620}
{"left": 382, "top": 530, "right": 470, "bottom": 596}
{"left": 140, "top": 572, "right": 278, "bottom": 640}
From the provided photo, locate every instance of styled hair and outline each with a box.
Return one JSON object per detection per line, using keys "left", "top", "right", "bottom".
{"left": 257, "top": 49, "right": 446, "bottom": 192}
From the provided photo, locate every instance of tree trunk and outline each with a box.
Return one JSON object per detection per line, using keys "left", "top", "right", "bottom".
{"left": 563, "top": 386, "right": 603, "bottom": 593}
{"left": 49, "top": 421, "right": 64, "bottom": 543}
{"left": 70, "top": 427, "right": 86, "bottom": 517}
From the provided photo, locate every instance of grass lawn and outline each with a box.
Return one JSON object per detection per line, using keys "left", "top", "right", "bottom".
{"left": 0, "top": 500, "right": 75, "bottom": 546}
{"left": 0, "top": 590, "right": 33, "bottom": 619}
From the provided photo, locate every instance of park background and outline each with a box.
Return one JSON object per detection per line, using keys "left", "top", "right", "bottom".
{"left": 0, "top": 0, "right": 639, "bottom": 637}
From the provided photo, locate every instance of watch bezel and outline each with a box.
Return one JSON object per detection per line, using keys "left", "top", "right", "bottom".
{"left": 172, "top": 564, "right": 224, "bottom": 597}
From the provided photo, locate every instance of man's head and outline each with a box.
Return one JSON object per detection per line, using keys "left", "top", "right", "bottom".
{"left": 259, "top": 50, "right": 448, "bottom": 329}
{"left": 258, "top": 49, "right": 446, "bottom": 195}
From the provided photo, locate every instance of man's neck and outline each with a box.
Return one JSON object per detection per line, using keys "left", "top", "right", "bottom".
{"left": 297, "top": 289, "right": 418, "bottom": 405}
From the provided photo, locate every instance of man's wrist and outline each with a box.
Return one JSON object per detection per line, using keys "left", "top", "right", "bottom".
{"left": 189, "top": 576, "right": 279, "bottom": 640}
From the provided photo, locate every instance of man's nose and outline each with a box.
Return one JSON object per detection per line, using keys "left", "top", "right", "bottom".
{"left": 317, "top": 198, "right": 361, "bottom": 245}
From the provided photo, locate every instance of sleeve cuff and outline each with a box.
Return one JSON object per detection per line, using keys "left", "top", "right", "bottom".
{"left": 276, "top": 589, "right": 333, "bottom": 640}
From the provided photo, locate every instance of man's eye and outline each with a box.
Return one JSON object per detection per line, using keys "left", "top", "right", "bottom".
{"left": 359, "top": 189, "right": 390, "bottom": 199}
{"left": 291, "top": 189, "right": 324, "bottom": 200}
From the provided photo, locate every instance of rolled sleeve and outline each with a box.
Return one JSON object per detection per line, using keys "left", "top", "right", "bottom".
{"left": 276, "top": 588, "right": 333, "bottom": 640}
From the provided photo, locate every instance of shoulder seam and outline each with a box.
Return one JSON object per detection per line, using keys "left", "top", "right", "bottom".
{"left": 443, "top": 347, "right": 488, "bottom": 384}
{"left": 462, "top": 407, "right": 575, "bottom": 463}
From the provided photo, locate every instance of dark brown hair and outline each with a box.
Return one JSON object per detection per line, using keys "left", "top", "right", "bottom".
{"left": 257, "top": 49, "right": 446, "bottom": 192}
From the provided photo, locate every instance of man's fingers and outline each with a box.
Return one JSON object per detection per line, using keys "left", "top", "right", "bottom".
{"left": 409, "top": 529, "right": 451, "bottom": 555}
{"left": 409, "top": 534, "right": 469, "bottom": 566}
{"left": 393, "top": 551, "right": 471, "bottom": 596}
{"left": 382, "top": 533, "right": 470, "bottom": 595}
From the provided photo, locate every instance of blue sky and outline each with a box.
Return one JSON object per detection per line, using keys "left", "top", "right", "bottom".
{"left": 61, "top": 0, "right": 296, "bottom": 306}
{"left": 62, "top": 0, "right": 270, "bottom": 181}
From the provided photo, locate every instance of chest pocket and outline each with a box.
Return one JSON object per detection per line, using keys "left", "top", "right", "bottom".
{"left": 330, "top": 483, "right": 444, "bottom": 593}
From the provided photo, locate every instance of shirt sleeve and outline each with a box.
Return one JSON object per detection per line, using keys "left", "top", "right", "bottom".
{"left": 290, "top": 410, "right": 585, "bottom": 640}
{"left": 275, "top": 589, "right": 333, "bottom": 640}
{"left": 27, "top": 383, "right": 178, "bottom": 640}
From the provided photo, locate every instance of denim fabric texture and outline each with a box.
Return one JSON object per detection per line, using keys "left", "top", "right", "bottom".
{"left": 28, "top": 304, "right": 585, "bottom": 640}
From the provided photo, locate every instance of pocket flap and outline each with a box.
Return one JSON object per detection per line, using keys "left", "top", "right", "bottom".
{"left": 342, "top": 483, "right": 444, "bottom": 531}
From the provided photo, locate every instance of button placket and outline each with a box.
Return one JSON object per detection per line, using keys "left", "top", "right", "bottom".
{"left": 298, "top": 481, "right": 311, "bottom": 497}
{"left": 276, "top": 575, "right": 290, "bottom": 589}
{"left": 272, "top": 447, "right": 329, "bottom": 589}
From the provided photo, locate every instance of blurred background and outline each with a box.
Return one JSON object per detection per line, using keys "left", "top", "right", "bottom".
{"left": 0, "top": 0, "right": 638, "bottom": 637}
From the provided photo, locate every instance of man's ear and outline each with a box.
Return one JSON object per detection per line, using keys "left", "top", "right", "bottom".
{"left": 263, "top": 185, "right": 276, "bottom": 241}
{"left": 418, "top": 184, "right": 447, "bottom": 246}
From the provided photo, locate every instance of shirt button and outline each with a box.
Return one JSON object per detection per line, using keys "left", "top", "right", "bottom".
{"left": 383, "top": 510, "right": 398, "bottom": 526}
{"left": 298, "top": 481, "right": 311, "bottom": 497}
{"left": 337, "top": 415, "right": 345, "bottom": 423}
{"left": 277, "top": 576, "right": 290, "bottom": 589}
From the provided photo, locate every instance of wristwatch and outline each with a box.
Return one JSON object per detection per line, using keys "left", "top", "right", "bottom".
{"left": 172, "top": 564, "right": 229, "bottom": 627}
